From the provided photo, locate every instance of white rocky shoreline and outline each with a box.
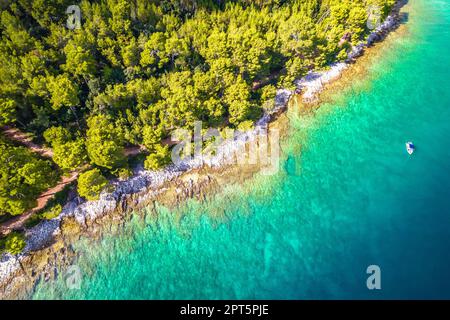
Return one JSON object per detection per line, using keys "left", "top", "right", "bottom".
{"left": 0, "top": 1, "right": 404, "bottom": 296}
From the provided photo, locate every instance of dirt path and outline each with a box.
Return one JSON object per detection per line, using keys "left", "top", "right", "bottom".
{"left": 1, "top": 126, "right": 149, "bottom": 235}
{"left": 0, "top": 126, "right": 80, "bottom": 235}
{"left": 0, "top": 125, "right": 158, "bottom": 235}
{"left": 0, "top": 171, "right": 79, "bottom": 236}
{"left": 1, "top": 125, "right": 53, "bottom": 158}
{"left": 124, "top": 145, "right": 146, "bottom": 156}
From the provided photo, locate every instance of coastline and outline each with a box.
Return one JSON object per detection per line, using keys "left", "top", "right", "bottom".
{"left": 0, "top": 1, "right": 407, "bottom": 299}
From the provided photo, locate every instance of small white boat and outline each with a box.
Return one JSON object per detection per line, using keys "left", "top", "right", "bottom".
{"left": 406, "top": 142, "right": 415, "bottom": 155}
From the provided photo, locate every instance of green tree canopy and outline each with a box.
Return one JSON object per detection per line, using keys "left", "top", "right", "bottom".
{"left": 144, "top": 144, "right": 171, "bottom": 170}
{"left": 47, "top": 74, "right": 80, "bottom": 110}
{"left": 3, "top": 232, "right": 26, "bottom": 255}
{"left": 0, "top": 140, "right": 58, "bottom": 216}
{"left": 0, "top": 98, "right": 16, "bottom": 126}
{"left": 77, "top": 168, "right": 108, "bottom": 201}
{"left": 43, "top": 126, "right": 72, "bottom": 146}
{"left": 53, "top": 138, "right": 88, "bottom": 171}
{"left": 86, "top": 114, "right": 126, "bottom": 170}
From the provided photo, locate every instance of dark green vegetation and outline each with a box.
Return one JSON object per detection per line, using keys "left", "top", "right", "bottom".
{"left": 0, "top": 0, "right": 395, "bottom": 217}
{"left": 0, "top": 231, "right": 26, "bottom": 255}
{"left": 0, "top": 138, "right": 58, "bottom": 216}
{"left": 77, "top": 168, "right": 108, "bottom": 200}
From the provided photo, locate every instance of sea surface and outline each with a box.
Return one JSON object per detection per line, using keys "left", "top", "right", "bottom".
{"left": 32, "top": 0, "right": 450, "bottom": 299}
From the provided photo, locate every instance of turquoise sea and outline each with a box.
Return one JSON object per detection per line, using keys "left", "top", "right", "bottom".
{"left": 32, "top": 0, "right": 450, "bottom": 299}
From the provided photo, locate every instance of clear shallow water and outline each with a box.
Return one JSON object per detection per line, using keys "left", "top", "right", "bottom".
{"left": 33, "top": 0, "right": 450, "bottom": 299}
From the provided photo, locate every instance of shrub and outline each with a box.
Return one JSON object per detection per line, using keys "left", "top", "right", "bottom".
{"left": 53, "top": 139, "right": 88, "bottom": 171}
{"left": 144, "top": 145, "right": 171, "bottom": 170}
{"left": 4, "top": 232, "right": 26, "bottom": 255}
{"left": 77, "top": 169, "right": 108, "bottom": 201}
{"left": 43, "top": 126, "right": 71, "bottom": 146}
{"left": 237, "top": 120, "right": 254, "bottom": 131}
{"left": 113, "top": 167, "right": 133, "bottom": 180}
{"left": 41, "top": 204, "right": 63, "bottom": 220}
{"left": 0, "top": 141, "right": 59, "bottom": 216}
{"left": 260, "top": 85, "right": 277, "bottom": 111}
